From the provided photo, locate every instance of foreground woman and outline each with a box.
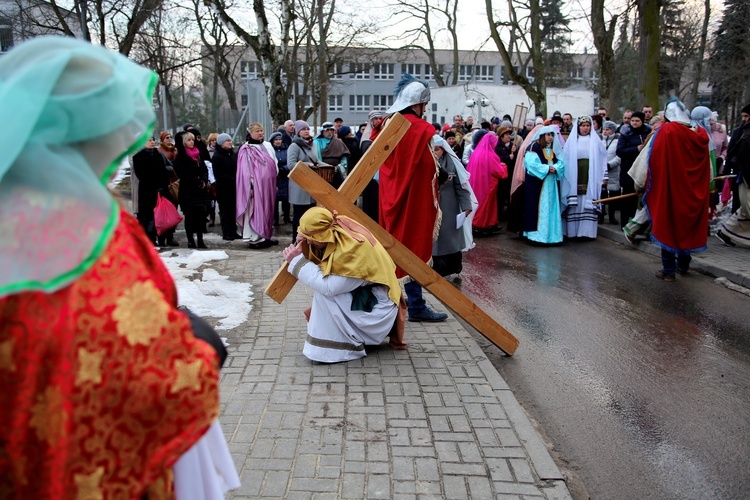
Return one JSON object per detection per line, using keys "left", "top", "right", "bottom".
{"left": 0, "top": 37, "right": 238, "bottom": 498}
{"left": 283, "top": 207, "right": 406, "bottom": 363}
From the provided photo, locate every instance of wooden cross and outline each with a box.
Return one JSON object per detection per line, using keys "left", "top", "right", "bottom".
{"left": 264, "top": 114, "right": 520, "bottom": 356}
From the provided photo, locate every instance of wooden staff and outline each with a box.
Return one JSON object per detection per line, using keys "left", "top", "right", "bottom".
{"left": 592, "top": 192, "right": 638, "bottom": 204}
{"left": 594, "top": 175, "right": 734, "bottom": 204}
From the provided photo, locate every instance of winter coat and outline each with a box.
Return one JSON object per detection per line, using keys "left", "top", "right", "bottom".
{"left": 132, "top": 148, "right": 170, "bottom": 216}
{"left": 211, "top": 146, "right": 238, "bottom": 204}
{"left": 173, "top": 152, "right": 211, "bottom": 210}
{"left": 616, "top": 124, "right": 650, "bottom": 191}
{"left": 287, "top": 136, "right": 319, "bottom": 205}
{"left": 604, "top": 135, "right": 621, "bottom": 192}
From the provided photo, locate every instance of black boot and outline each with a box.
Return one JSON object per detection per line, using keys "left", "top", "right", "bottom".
{"left": 187, "top": 233, "right": 196, "bottom": 248}
{"left": 157, "top": 235, "right": 166, "bottom": 247}
{"left": 196, "top": 233, "right": 207, "bottom": 249}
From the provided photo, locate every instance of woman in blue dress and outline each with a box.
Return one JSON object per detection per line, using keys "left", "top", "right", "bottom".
{"left": 523, "top": 125, "right": 566, "bottom": 244}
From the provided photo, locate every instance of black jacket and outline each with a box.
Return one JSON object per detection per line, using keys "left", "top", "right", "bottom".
{"left": 133, "top": 148, "right": 170, "bottom": 215}
{"left": 211, "top": 146, "right": 238, "bottom": 201}
{"left": 726, "top": 122, "right": 750, "bottom": 178}
{"left": 173, "top": 152, "right": 211, "bottom": 209}
{"left": 616, "top": 124, "right": 650, "bottom": 190}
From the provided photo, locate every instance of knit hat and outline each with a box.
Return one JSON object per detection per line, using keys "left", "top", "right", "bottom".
{"left": 603, "top": 121, "right": 617, "bottom": 132}
{"left": 631, "top": 111, "right": 646, "bottom": 122}
{"left": 294, "top": 120, "right": 310, "bottom": 135}
{"left": 742, "top": 104, "right": 750, "bottom": 115}
{"left": 444, "top": 130, "right": 456, "bottom": 139}
{"left": 159, "top": 131, "right": 171, "bottom": 142}
{"left": 182, "top": 123, "right": 193, "bottom": 131}
{"left": 525, "top": 119, "right": 535, "bottom": 127}
{"left": 338, "top": 125, "right": 351, "bottom": 138}
{"left": 268, "top": 132, "right": 283, "bottom": 143}
{"left": 549, "top": 115, "right": 563, "bottom": 124}
{"left": 217, "top": 133, "right": 232, "bottom": 145}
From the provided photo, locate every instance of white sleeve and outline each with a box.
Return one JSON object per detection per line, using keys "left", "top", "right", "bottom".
{"left": 289, "top": 254, "right": 367, "bottom": 296}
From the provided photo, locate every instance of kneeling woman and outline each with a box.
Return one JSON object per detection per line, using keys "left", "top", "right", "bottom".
{"left": 283, "top": 207, "right": 406, "bottom": 363}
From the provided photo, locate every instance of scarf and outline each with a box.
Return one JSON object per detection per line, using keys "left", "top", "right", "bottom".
{"left": 186, "top": 145, "right": 201, "bottom": 163}
{"left": 298, "top": 207, "right": 401, "bottom": 304}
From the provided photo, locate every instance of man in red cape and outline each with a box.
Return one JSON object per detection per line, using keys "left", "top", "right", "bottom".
{"left": 379, "top": 73, "right": 448, "bottom": 322}
{"left": 643, "top": 98, "right": 711, "bottom": 281}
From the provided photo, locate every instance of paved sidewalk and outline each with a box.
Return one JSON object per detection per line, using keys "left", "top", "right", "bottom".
{"left": 597, "top": 223, "right": 750, "bottom": 288}
{"left": 205, "top": 248, "right": 571, "bottom": 499}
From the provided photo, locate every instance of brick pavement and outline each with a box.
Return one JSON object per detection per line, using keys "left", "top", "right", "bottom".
{"left": 203, "top": 247, "right": 572, "bottom": 499}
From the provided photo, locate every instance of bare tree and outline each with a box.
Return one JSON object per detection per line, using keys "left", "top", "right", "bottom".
{"left": 205, "top": 0, "right": 295, "bottom": 126}
{"left": 591, "top": 0, "right": 620, "bottom": 113}
{"left": 485, "top": 0, "right": 547, "bottom": 116}
{"left": 388, "top": 0, "right": 460, "bottom": 87}
{"left": 688, "top": 0, "right": 710, "bottom": 107}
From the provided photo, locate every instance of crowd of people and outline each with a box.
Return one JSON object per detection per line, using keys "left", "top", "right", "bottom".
{"left": 130, "top": 93, "right": 748, "bottom": 278}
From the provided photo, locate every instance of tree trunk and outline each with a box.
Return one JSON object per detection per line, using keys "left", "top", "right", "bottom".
{"left": 688, "top": 0, "right": 710, "bottom": 108}
{"left": 317, "top": 0, "right": 328, "bottom": 122}
{"left": 637, "top": 0, "right": 660, "bottom": 107}
{"left": 591, "top": 0, "right": 618, "bottom": 114}
{"left": 485, "top": 0, "right": 546, "bottom": 115}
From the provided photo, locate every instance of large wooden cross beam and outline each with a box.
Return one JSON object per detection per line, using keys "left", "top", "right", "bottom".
{"left": 264, "top": 113, "right": 412, "bottom": 302}
{"left": 263, "top": 113, "right": 519, "bottom": 355}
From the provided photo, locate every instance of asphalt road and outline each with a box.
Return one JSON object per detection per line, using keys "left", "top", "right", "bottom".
{"left": 454, "top": 232, "right": 750, "bottom": 499}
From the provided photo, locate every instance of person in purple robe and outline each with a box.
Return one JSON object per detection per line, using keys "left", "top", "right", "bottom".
{"left": 236, "top": 122, "right": 279, "bottom": 249}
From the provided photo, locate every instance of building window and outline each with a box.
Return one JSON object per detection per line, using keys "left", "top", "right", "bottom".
{"left": 458, "top": 65, "right": 473, "bottom": 82}
{"left": 475, "top": 65, "right": 494, "bottom": 82}
{"left": 373, "top": 63, "right": 395, "bottom": 80}
{"left": 404, "top": 63, "right": 422, "bottom": 78}
{"left": 569, "top": 67, "right": 584, "bottom": 80}
{"left": 424, "top": 64, "right": 443, "bottom": 81}
{"left": 304, "top": 95, "right": 313, "bottom": 109}
{"left": 349, "top": 94, "right": 371, "bottom": 111}
{"left": 351, "top": 63, "right": 370, "bottom": 80}
{"left": 240, "top": 61, "right": 259, "bottom": 79}
{"left": 526, "top": 66, "right": 534, "bottom": 78}
{"left": 328, "top": 95, "right": 343, "bottom": 111}
{"left": 330, "top": 62, "right": 345, "bottom": 80}
{"left": 241, "top": 95, "right": 248, "bottom": 108}
{"left": 373, "top": 95, "right": 393, "bottom": 108}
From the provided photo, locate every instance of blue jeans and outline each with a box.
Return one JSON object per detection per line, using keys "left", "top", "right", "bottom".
{"left": 661, "top": 249, "right": 691, "bottom": 276}
{"left": 404, "top": 280, "right": 426, "bottom": 314}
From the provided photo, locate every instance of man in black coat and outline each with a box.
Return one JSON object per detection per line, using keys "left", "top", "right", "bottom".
{"left": 133, "top": 136, "right": 171, "bottom": 245}
{"left": 211, "top": 133, "right": 241, "bottom": 240}
{"left": 616, "top": 111, "right": 650, "bottom": 227}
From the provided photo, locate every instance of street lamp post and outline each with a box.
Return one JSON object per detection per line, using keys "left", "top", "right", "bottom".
{"left": 465, "top": 95, "right": 490, "bottom": 124}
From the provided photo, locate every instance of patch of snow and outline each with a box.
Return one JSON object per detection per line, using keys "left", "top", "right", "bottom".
{"left": 159, "top": 249, "right": 253, "bottom": 330}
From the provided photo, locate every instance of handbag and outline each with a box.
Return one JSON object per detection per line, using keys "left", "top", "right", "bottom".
{"left": 168, "top": 179, "right": 180, "bottom": 202}
{"left": 154, "top": 192, "right": 183, "bottom": 235}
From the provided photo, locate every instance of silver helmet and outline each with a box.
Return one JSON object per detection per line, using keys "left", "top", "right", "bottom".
{"left": 386, "top": 73, "right": 431, "bottom": 114}
{"left": 664, "top": 97, "right": 691, "bottom": 125}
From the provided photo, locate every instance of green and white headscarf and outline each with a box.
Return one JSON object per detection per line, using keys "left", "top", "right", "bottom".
{"left": 0, "top": 36, "right": 157, "bottom": 298}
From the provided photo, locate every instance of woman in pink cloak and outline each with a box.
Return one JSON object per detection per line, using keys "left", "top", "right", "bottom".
{"left": 467, "top": 131, "right": 508, "bottom": 235}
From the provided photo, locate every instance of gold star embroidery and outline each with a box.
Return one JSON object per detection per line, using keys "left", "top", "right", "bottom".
{"left": 76, "top": 348, "right": 103, "bottom": 386}
{"left": 112, "top": 281, "right": 170, "bottom": 346}
{"left": 171, "top": 359, "right": 203, "bottom": 394}
{"left": 0, "top": 339, "right": 15, "bottom": 372}
{"left": 74, "top": 466, "right": 105, "bottom": 500}
{"left": 29, "top": 385, "right": 66, "bottom": 445}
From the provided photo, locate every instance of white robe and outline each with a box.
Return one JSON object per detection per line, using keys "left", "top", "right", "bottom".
{"left": 289, "top": 254, "right": 398, "bottom": 363}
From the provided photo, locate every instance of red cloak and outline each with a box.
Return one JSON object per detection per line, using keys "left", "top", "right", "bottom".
{"left": 379, "top": 114, "right": 438, "bottom": 278}
{"left": 644, "top": 122, "right": 711, "bottom": 253}
{"left": 0, "top": 210, "right": 219, "bottom": 498}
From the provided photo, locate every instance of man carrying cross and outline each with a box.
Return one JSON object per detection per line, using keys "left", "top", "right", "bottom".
{"left": 380, "top": 73, "right": 448, "bottom": 322}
